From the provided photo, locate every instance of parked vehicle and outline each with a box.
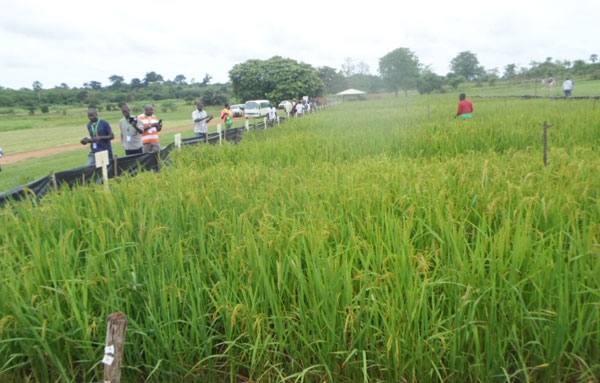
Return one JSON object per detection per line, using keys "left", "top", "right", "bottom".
{"left": 244, "top": 100, "right": 271, "bottom": 118}
{"left": 231, "top": 104, "right": 244, "bottom": 117}
{"left": 278, "top": 101, "right": 293, "bottom": 113}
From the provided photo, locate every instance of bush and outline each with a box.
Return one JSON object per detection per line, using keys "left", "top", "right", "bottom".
{"left": 161, "top": 102, "right": 178, "bottom": 113}
{"left": 40, "top": 105, "right": 50, "bottom": 113}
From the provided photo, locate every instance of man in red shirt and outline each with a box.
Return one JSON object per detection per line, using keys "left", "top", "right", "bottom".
{"left": 456, "top": 93, "right": 474, "bottom": 119}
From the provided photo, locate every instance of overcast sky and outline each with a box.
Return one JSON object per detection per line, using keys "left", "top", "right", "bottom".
{"left": 1, "top": 0, "right": 598, "bottom": 90}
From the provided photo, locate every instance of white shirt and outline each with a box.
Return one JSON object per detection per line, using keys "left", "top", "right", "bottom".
{"left": 295, "top": 103, "right": 304, "bottom": 115}
{"left": 563, "top": 79, "right": 573, "bottom": 91}
{"left": 268, "top": 107, "right": 277, "bottom": 120}
{"left": 193, "top": 109, "right": 208, "bottom": 134}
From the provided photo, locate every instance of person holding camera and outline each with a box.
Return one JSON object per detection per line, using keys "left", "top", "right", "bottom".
{"left": 137, "top": 104, "right": 162, "bottom": 154}
{"left": 80, "top": 107, "right": 114, "bottom": 166}
{"left": 193, "top": 102, "right": 213, "bottom": 141}
{"left": 119, "top": 104, "right": 143, "bottom": 155}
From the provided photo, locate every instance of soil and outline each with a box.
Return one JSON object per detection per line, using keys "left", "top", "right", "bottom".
{"left": 1, "top": 117, "right": 245, "bottom": 165}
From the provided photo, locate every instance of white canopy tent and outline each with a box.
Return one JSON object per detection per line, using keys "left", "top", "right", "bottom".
{"left": 336, "top": 88, "right": 366, "bottom": 102}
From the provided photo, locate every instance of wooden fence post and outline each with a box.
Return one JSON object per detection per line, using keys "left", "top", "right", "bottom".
{"left": 542, "top": 121, "right": 553, "bottom": 167}
{"left": 50, "top": 171, "right": 58, "bottom": 191}
{"left": 103, "top": 312, "right": 128, "bottom": 383}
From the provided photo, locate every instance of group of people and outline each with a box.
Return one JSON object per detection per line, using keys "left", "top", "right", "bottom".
{"left": 82, "top": 101, "right": 237, "bottom": 166}
{"left": 80, "top": 104, "right": 162, "bottom": 166}
{"left": 290, "top": 99, "right": 317, "bottom": 117}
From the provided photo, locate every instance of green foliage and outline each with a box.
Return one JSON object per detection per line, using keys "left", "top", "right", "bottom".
{"left": 318, "top": 65, "right": 347, "bottom": 94}
{"left": 160, "top": 101, "right": 178, "bottom": 113}
{"left": 229, "top": 56, "right": 325, "bottom": 103}
{"left": 524, "top": 57, "right": 569, "bottom": 79}
{"left": 450, "top": 50, "right": 484, "bottom": 81}
{"left": 378, "top": 47, "right": 421, "bottom": 96}
{"left": 201, "top": 89, "right": 227, "bottom": 106}
{"left": 25, "top": 102, "right": 36, "bottom": 115}
{"left": 40, "top": 105, "right": 49, "bottom": 113}
{"left": 108, "top": 74, "right": 125, "bottom": 88}
{"left": 143, "top": 71, "right": 164, "bottom": 85}
{"left": 416, "top": 71, "right": 444, "bottom": 94}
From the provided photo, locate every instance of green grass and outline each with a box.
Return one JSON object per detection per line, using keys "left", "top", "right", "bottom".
{"left": 1, "top": 90, "right": 599, "bottom": 382}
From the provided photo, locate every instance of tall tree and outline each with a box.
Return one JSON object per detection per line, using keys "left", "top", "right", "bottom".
{"left": 201, "top": 73, "right": 212, "bottom": 86}
{"left": 90, "top": 81, "right": 102, "bottom": 90}
{"left": 318, "top": 66, "right": 347, "bottom": 94}
{"left": 32, "top": 81, "right": 43, "bottom": 103}
{"left": 229, "top": 56, "right": 325, "bottom": 103}
{"left": 143, "top": 71, "right": 164, "bottom": 86}
{"left": 341, "top": 57, "right": 356, "bottom": 77}
{"left": 378, "top": 48, "right": 421, "bottom": 97}
{"left": 108, "top": 75, "right": 125, "bottom": 88}
{"left": 590, "top": 54, "right": 598, "bottom": 63}
{"left": 503, "top": 64, "right": 517, "bottom": 80}
{"left": 416, "top": 69, "right": 444, "bottom": 95}
{"left": 130, "top": 78, "right": 142, "bottom": 89}
{"left": 355, "top": 61, "right": 371, "bottom": 75}
{"left": 174, "top": 74, "right": 187, "bottom": 85}
{"left": 450, "top": 51, "right": 484, "bottom": 81}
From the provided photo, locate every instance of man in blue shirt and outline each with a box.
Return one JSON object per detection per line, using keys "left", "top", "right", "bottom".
{"left": 80, "top": 108, "right": 114, "bottom": 166}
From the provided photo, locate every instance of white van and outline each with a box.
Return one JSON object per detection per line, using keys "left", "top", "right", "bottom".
{"left": 244, "top": 100, "right": 271, "bottom": 118}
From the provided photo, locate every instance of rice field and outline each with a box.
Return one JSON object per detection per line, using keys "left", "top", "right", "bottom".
{"left": 1, "top": 94, "right": 599, "bottom": 382}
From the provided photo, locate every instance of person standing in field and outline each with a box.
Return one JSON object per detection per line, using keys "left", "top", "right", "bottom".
{"left": 193, "top": 102, "right": 213, "bottom": 141}
{"left": 267, "top": 104, "right": 277, "bottom": 126}
{"left": 220, "top": 103, "right": 233, "bottom": 129}
{"left": 562, "top": 77, "right": 573, "bottom": 97}
{"left": 137, "top": 104, "right": 162, "bottom": 154}
{"left": 456, "top": 93, "right": 474, "bottom": 119}
{"left": 295, "top": 100, "right": 304, "bottom": 117}
{"left": 80, "top": 107, "right": 114, "bottom": 166}
{"left": 119, "top": 104, "right": 143, "bottom": 155}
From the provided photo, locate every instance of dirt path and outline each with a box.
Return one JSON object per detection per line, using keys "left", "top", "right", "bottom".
{"left": 1, "top": 118, "right": 246, "bottom": 165}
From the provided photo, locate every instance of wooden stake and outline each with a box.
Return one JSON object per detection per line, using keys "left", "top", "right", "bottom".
{"left": 50, "top": 171, "right": 57, "bottom": 191}
{"left": 542, "top": 121, "right": 554, "bottom": 167}
{"left": 103, "top": 312, "right": 128, "bottom": 383}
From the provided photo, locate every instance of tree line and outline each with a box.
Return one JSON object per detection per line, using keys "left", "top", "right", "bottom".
{"left": 1, "top": 49, "right": 599, "bottom": 114}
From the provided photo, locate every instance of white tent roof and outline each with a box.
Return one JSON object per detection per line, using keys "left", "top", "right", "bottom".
{"left": 336, "top": 88, "right": 366, "bottom": 95}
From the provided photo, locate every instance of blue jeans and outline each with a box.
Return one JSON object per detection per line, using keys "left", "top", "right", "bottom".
{"left": 87, "top": 152, "right": 96, "bottom": 167}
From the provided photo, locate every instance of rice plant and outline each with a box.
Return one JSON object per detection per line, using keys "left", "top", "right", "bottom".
{"left": 1, "top": 95, "right": 599, "bottom": 382}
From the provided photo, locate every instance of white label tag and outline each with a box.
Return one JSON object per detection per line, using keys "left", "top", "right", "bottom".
{"left": 95, "top": 150, "right": 109, "bottom": 168}
{"left": 126, "top": 136, "right": 132, "bottom": 142}
{"left": 102, "top": 355, "right": 114, "bottom": 366}
{"left": 105, "top": 345, "right": 115, "bottom": 354}
{"left": 92, "top": 143, "right": 97, "bottom": 149}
